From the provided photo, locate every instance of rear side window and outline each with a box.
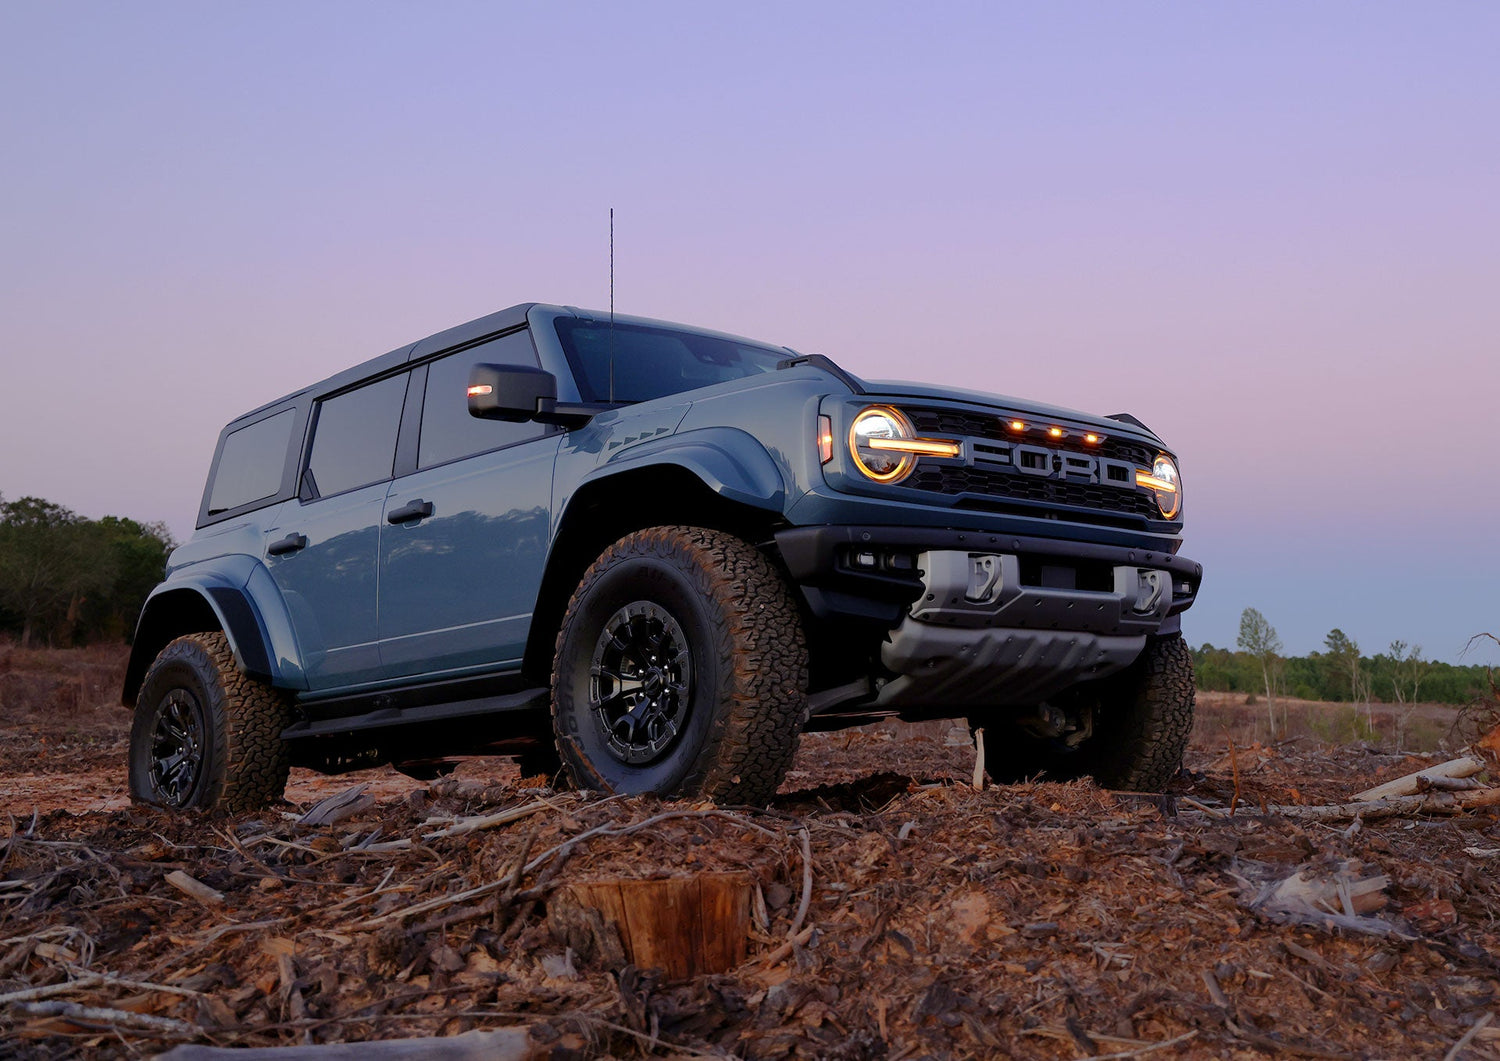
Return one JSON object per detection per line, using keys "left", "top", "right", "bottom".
{"left": 306, "top": 374, "right": 408, "bottom": 497}
{"left": 418, "top": 330, "right": 545, "bottom": 469}
{"left": 207, "top": 409, "right": 295, "bottom": 515}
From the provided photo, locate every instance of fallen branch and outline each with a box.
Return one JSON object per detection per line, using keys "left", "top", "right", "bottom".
{"left": 421, "top": 799, "right": 552, "bottom": 840}
{"left": 1268, "top": 786, "right": 1500, "bottom": 821}
{"left": 14, "top": 999, "right": 199, "bottom": 1037}
{"left": 0, "top": 967, "right": 208, "bottom": 1007}
{"left": 1086, "top": 1030, "right": 1200, "bottom": 1061}
{"left": 155, "top": 1026, "right": 536, "bottom": 1060}
{"left": 1416, "top": 775, "right": 1486, "bottom": 793}
{"left": 1351, "top": 755, "right": 1485, "bottom": 802}
{"left": 787, "top": 827, "right": 813, "bottom": 941}
{"left": 760, "top": 925, "right": 815, "bottom": 967}
{"left": 165, "top": 870, "right": 225, "bottom": 906}
{"left": 1443, "top": 1011, "right": 1494, "bottom": 1061}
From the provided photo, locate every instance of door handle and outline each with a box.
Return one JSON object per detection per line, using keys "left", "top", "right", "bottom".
{"left": 387, "top": 499, "right": 434, "bottom": 525}
{"left": 267, "top": 532, "right": 307, "bottom": 556}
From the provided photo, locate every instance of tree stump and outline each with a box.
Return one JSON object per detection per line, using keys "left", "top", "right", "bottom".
{"left": 547, "top": 872, "right": 751, "bottom": 979}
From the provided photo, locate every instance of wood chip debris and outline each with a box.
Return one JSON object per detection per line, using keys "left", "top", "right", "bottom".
{"left": 4, "top": 730, "right": 1500, "bottom": 1058}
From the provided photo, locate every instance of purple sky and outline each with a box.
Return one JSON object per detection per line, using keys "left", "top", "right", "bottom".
{"left": 2, "top": 3, "right": 1496, "bottom": 664}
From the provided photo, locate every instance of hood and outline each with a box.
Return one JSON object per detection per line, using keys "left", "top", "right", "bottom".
{"left": 861, "top": 378, "right": 1162, "bottom": 445}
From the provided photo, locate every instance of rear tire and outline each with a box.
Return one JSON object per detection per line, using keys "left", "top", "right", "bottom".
{"left": 129, "top": 632, "right": 293, "bottom": 812}
{"left": 551, "top": 526, "right": 808, "bottom": 804}
{"left": 972, "top": 636, "right": 1194, "bottom": 792}
{"left": 1086, "top": 636, "right": 1195, "bottom": 790}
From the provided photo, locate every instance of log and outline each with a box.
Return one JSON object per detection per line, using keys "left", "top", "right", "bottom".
{"left": 1269, "top": 786, "right": 1500, "bottom": 822}
{"left": 154, "top": 1027, "right": 536, "bottom": 1060}
{"left": 547, "top": 872, "right": 750, "bottom": 979}
{"left": 1351, "top": 755, "right": 1485, "bottom": 802}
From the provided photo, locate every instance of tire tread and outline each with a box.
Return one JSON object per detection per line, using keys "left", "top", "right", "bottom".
{"left": 552, "top": 525, "right": 808, "bottom": 805}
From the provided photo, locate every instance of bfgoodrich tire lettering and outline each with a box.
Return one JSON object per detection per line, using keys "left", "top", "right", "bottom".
{"left": 551, "top": 525, "right": 808, "bottom": 804}
{"left": 129, "top": 632, "right": 293, "bottom": 812}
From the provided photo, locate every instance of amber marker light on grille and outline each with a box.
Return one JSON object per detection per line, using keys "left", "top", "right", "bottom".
{"left": 466, "top": 384, "right": 493, "bottom": 397}
{"left": 1008, "top": 420, "right": 1026, "bottom": 432}
{"left": 866, "top": 437, "right": 963, "bottom": 457}
{"left": 1048, "top": 426, "right": 1065, "bottom": 438}
{"left": 817, "top": 415, "right": 834, "bottom": 463}
{"left": 1084, "top": 433, "right": 1100, "bottom": 444}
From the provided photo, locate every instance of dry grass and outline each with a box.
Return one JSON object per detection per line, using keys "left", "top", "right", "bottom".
{"left": 1193, "top": 689, "right": 1459, "bottom": 753}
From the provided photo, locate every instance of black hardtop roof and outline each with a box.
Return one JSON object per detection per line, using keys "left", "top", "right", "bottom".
{"left": 224, "top": 302, "right": 539, "bottom": 427}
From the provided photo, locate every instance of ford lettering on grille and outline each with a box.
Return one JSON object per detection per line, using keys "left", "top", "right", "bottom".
{"left": 983, "top": 441, "right": 1137, "bottom": 488}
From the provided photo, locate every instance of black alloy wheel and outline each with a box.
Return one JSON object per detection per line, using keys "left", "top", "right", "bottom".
{"left": 590, "top": 601, "right": 693, "bottom": 765}
{"left": 147, "top": 689, "right": 207, "bottom": 807}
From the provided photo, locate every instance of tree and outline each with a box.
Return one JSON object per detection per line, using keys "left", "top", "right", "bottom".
{"left": 1237, "top": 607, "right": 1283, "bottom": 736}
{"left": 0, "top": 496, "right": 116, "bottom": 647}
{"left": 1323, "top": 628, "right": 1363, "bottom": 701}
{"left": 82, "top": 516, "right": 175, "bottom": 642}
{"left": 1384, "top": 640, "right": 1426, "bottom": 703}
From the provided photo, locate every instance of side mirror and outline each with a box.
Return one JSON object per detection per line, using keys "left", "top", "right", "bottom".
{"left": 467, "top": 364, "right": 558, "bottom": 423}
{"left": 466, "top": 364, "right": 598, "bottom": 427}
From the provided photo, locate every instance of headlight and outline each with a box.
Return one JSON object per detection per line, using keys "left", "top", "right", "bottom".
{"left": 849, "top": 406, "right": 916, "bottom": 482}
{"left": 1135, "top": 454, "right": 1181, "bottom": 519}
{"left": 847, "top": 406, "right": 962, "bottom": 484}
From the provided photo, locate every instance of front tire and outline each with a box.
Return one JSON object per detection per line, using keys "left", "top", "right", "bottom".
{"left": 129, "top": 632, "right": 293, "bottom": 812}
{"left": 551, "top": 526, "right": 808, "bottom": 804}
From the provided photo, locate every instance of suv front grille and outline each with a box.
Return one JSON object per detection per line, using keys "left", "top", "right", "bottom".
{"left": 908, "top": 465, "right": 1163, "bottom": 519}
{"left": 904, "top": 408, "right": 1166, "bottom": 523}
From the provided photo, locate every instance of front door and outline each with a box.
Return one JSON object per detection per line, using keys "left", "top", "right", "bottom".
{"left": 377, "top": 330, "right": 559, "bottom": 679}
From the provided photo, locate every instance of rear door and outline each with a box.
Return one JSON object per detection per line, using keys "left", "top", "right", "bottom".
{"left": 376, "top": 328, "right": 560, "bottom": 679}
{"left": 263, "top": 372, "right": 408, "bottom": 690}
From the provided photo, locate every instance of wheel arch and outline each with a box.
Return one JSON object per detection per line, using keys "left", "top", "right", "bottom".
{"left": 123, "top": 583, "right": 276, "bottom": 707}
{"left": 522, "top": 462, "right": 789, "bottom": 684}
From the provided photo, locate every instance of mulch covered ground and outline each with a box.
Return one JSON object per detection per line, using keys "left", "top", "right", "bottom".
{"left": 2, "top": 646, "right": 1499, "bottom": 1059}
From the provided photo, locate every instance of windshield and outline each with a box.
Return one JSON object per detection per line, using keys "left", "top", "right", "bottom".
{"left": 554, "top": 318, "right": 788, "bottom": 403}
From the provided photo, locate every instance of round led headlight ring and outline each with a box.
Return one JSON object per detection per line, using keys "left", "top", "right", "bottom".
{"left": 1151, "top": 455, "right": 1181, "bottom": 519}
{"left": 848, "top": 406, "right": 917, "bottom": 483}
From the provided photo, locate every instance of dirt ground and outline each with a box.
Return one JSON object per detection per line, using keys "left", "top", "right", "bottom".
{"left": 3, "top": 644, "right": 1499, "bottom": 1059}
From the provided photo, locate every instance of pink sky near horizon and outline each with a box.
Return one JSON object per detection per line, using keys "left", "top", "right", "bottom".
{"left": 2, "top": 2, "right": 1496, "bottom": 664}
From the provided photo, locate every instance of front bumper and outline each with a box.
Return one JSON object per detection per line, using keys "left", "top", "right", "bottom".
{"left": 775, "top": 525, "right": 1203, "bottom": 708}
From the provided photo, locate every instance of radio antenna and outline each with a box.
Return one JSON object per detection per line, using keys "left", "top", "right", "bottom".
{"left": 608, "top": 207, "right": 615, "bottom": 405}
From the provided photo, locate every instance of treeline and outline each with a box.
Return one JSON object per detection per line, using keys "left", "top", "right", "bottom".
{"left": 0, "top": 494, "right": 174, "bottom": 647}
{"left": 1195, "top": 607, "right": 1493, "bottom": 706}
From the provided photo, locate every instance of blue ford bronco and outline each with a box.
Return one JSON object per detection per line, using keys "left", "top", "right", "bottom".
{"left": 124, "top": 303, "right": 1201, "bottom": 811}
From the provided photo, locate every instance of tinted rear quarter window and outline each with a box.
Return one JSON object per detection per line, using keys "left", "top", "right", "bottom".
{"left": 207, "top": 409, "right": 295, "bottom": 515}
{"left": 306, "top": 374, "right": 408, "bottom": 497}
{"left": 418, "top": 330, "right": 545, "bottom": 469}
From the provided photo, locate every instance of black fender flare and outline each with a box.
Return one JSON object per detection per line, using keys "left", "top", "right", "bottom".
{"left": 122, "top": 581, "right": 278, "bottom": 707}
